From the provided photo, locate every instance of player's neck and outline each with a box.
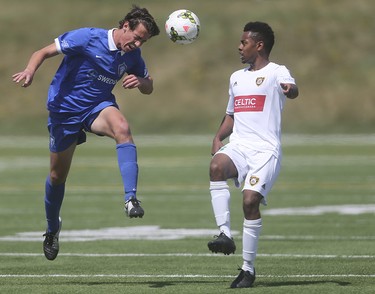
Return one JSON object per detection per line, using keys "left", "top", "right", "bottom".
{"left": 249, "top": 59, "right": 269, "bottom": 71}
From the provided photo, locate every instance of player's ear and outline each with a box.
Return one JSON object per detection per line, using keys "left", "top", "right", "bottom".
{"left": 122, "top": 21, "right": 129, "bottom": 30}
{"left": 256, "top": 41, "right": 264, "bottom": 51}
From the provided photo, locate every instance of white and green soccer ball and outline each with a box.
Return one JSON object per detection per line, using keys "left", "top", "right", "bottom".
{"left": 165, "top": 9, "right": 200, "bottom": 45}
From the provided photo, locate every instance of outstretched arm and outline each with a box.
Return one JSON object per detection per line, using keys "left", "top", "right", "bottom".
{"left": 12, "top": 43, "right": 59, "bottom": 88}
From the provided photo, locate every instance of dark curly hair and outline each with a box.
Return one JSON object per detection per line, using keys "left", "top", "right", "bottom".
{"left": 119, "top": 5, "right": 160, "bottom": 37}
{"left": 244, "top": 21, "right": 274, "bottom": 56}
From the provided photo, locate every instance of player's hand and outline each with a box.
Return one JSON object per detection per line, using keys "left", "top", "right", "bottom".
{"left": 123, "top": 75, "right": 153, "bottom": 94}
{"left": 122, "top": 74, "right": 140, "bottom": 89}
{"left": 12, "top": 69, "right": 34, "bottom": 88}
{"left": 280, "top": 83, "right": 291, "bottom": 95}
{"left": 280, "top": 83, "right": 299, "bottom": 99}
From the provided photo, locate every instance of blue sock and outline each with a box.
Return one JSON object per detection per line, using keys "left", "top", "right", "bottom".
{"left": 116, "top": 143, "right": 138, "bottom": 202}
{"left": 44, "top": 176, "right": 65, "bottom": 233}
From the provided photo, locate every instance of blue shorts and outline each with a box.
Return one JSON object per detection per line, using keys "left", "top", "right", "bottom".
{"left": 48, "top": 101, "right": 118, "bottom": 152}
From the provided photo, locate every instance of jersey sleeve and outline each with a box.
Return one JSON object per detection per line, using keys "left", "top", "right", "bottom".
{"left": 125, "top": 49, "right": 149, "bottom": 78}
{"left": 276, "top": 65, "right": 296, "bottom": 85}
{"left": 55, "top": 28, "right": 92, "bottom": 55}
{"left": 225, "top": 74, "right": 235, "bottom": 115}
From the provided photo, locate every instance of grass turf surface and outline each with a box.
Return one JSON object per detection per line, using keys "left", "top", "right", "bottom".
{"left": 0, "top": 134, "right": 374, "bottom": 293}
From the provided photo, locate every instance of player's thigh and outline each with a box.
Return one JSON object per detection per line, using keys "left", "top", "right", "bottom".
{"left": 91, "top": 106, "right": 131, "bottom": 140}
{"left": 214, "top": 142, "right": 248, "bottom": 185}
{"left": 210, "top": 153, "right": 238, "bottom": 180}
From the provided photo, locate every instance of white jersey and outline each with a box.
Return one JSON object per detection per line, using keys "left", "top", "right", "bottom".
{"left": 226, "top": 62, "right": 295, "bottom": 156}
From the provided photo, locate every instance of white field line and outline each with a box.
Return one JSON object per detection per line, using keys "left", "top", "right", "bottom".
{"left": 1, "top": 274, "right": 374, "bottom": 279}
{"left": 1, "top": 231, "right": 375, "bottom": 242}
{"left": 1, "top": 253, "right": 374, "bottom": 279}
{"left": 0, "top": 252, "right": 374, "bottom": 259}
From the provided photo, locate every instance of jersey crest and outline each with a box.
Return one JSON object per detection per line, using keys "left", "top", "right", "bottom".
{"left": 249, "top": 176, "right": 260, "bottom": 186}
{"left": 256, "top": 77, "right": 265, "bottom": 86}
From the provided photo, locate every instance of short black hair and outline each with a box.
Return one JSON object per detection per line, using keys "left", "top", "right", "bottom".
{"left": 243, "top": 21, "right": 274, "bottom": 55}
{"left": 119, "top": 5, "right": 160, "bottom": 37}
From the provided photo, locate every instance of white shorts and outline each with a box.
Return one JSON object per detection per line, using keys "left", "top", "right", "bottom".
{"left": 216, "top": 142, "right": 281, "bottom": 205}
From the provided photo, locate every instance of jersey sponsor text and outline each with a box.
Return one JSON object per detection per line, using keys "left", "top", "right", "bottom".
{"left": 234, "top": 95, "right": 266, "bottom": 112}
{"left": 97, "top": 75, "right": 118, "bottom": 85}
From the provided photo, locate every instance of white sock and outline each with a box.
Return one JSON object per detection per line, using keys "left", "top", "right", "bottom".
{"left": 210, "top": 181, "right": 231, "bottom": 238}
{"left": 242, "top": 218, "right": 262, "bottom": 274}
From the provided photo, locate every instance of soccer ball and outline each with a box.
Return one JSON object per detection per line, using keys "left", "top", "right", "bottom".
{"left": 165, "top": 9, "right": 200, "bottom": 45}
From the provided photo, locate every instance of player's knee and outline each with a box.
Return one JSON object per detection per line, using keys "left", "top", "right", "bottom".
{"left": 113, "top": 123, "right": 133, "bottom": 143}
{"left": 209, "top": 161, "right": 226, "bottom": 180}
{"left": 243, "top": 192, "right": 262, "bottom": 210}
{"left": 243, "top": 204, "right": 261, "bottom": 219}
{"left": 49, "top": 171, "right": 67, "bottom": 185}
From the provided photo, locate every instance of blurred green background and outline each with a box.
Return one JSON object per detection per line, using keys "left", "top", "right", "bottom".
{"left": 2, "top": 0, "right": 374, "bottom": 135}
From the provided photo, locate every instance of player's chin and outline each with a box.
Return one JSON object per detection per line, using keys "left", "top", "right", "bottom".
{"left": 124, "top": 44, "right": 136, "bottom": 52}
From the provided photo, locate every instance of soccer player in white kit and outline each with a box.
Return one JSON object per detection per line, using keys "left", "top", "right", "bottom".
{"left": 207, "top": 21, "right": 299, "bottom": 288}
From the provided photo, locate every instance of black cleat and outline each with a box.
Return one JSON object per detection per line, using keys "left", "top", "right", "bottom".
{"left": 207, "top": 232, "right": 236, "bottom": 255}
{"left": 230, "top": 268, "right": 256, "bottom": 288}
{"left": 43, "top": 217, "right": 62, "bottom": 261}
{"left": 125, "top": 198, "right": 144, "bottom": 218}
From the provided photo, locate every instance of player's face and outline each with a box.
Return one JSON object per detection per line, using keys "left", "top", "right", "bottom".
{"left": 238, "top": 31, "right": 261, "bottom": 64}
{"left": 118, "top": 22, "right": 151, "bottom": 52}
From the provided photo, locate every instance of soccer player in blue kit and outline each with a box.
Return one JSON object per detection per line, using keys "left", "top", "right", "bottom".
{"left": 12, "top": 6, "right": 160, "bottom": 260}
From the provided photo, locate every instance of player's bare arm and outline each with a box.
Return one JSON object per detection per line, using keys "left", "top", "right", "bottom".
{"left": 12, "top": 43, "right": 59, "bottom": 88}
{"left": 211, "top": 114, "right": 234, "bottom": 155}
{"left": 122, "top": 74, "right": 153, "bottom": 94}
{"left": 280, "top": 83, "right": 299, "bottom": 99}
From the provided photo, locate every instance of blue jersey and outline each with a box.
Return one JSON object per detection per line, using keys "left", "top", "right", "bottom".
{"left": 47, "top": 27, "right": 149, "bottom": 114}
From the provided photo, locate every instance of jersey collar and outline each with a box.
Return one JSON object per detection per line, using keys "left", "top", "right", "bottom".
{"left": 108, "top": 29, "right": 118, "bottom": 51}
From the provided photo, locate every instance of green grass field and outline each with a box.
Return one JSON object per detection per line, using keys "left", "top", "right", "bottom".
{"left": 0, "top": 134, "right": 374, "bottom": 293}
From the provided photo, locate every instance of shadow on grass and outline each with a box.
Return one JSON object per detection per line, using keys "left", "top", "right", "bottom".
{"left": 256, "top": 280, "right": 351, "bottom": 288}
{"left": 65, "top": 280, "right": 218, "bottom": 288}
{"left": 65, "top": 279, "right": 351, "bottom": 289}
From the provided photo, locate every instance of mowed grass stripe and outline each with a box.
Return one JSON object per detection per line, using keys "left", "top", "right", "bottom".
{"left": 1, "top": 274, "right": 374, "bottom": 279}
{"left": 1, "top": 134, "right": 375, "bottom": 149}
{"left": 1, "top": 253, "right": 373, "bottom": 259}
